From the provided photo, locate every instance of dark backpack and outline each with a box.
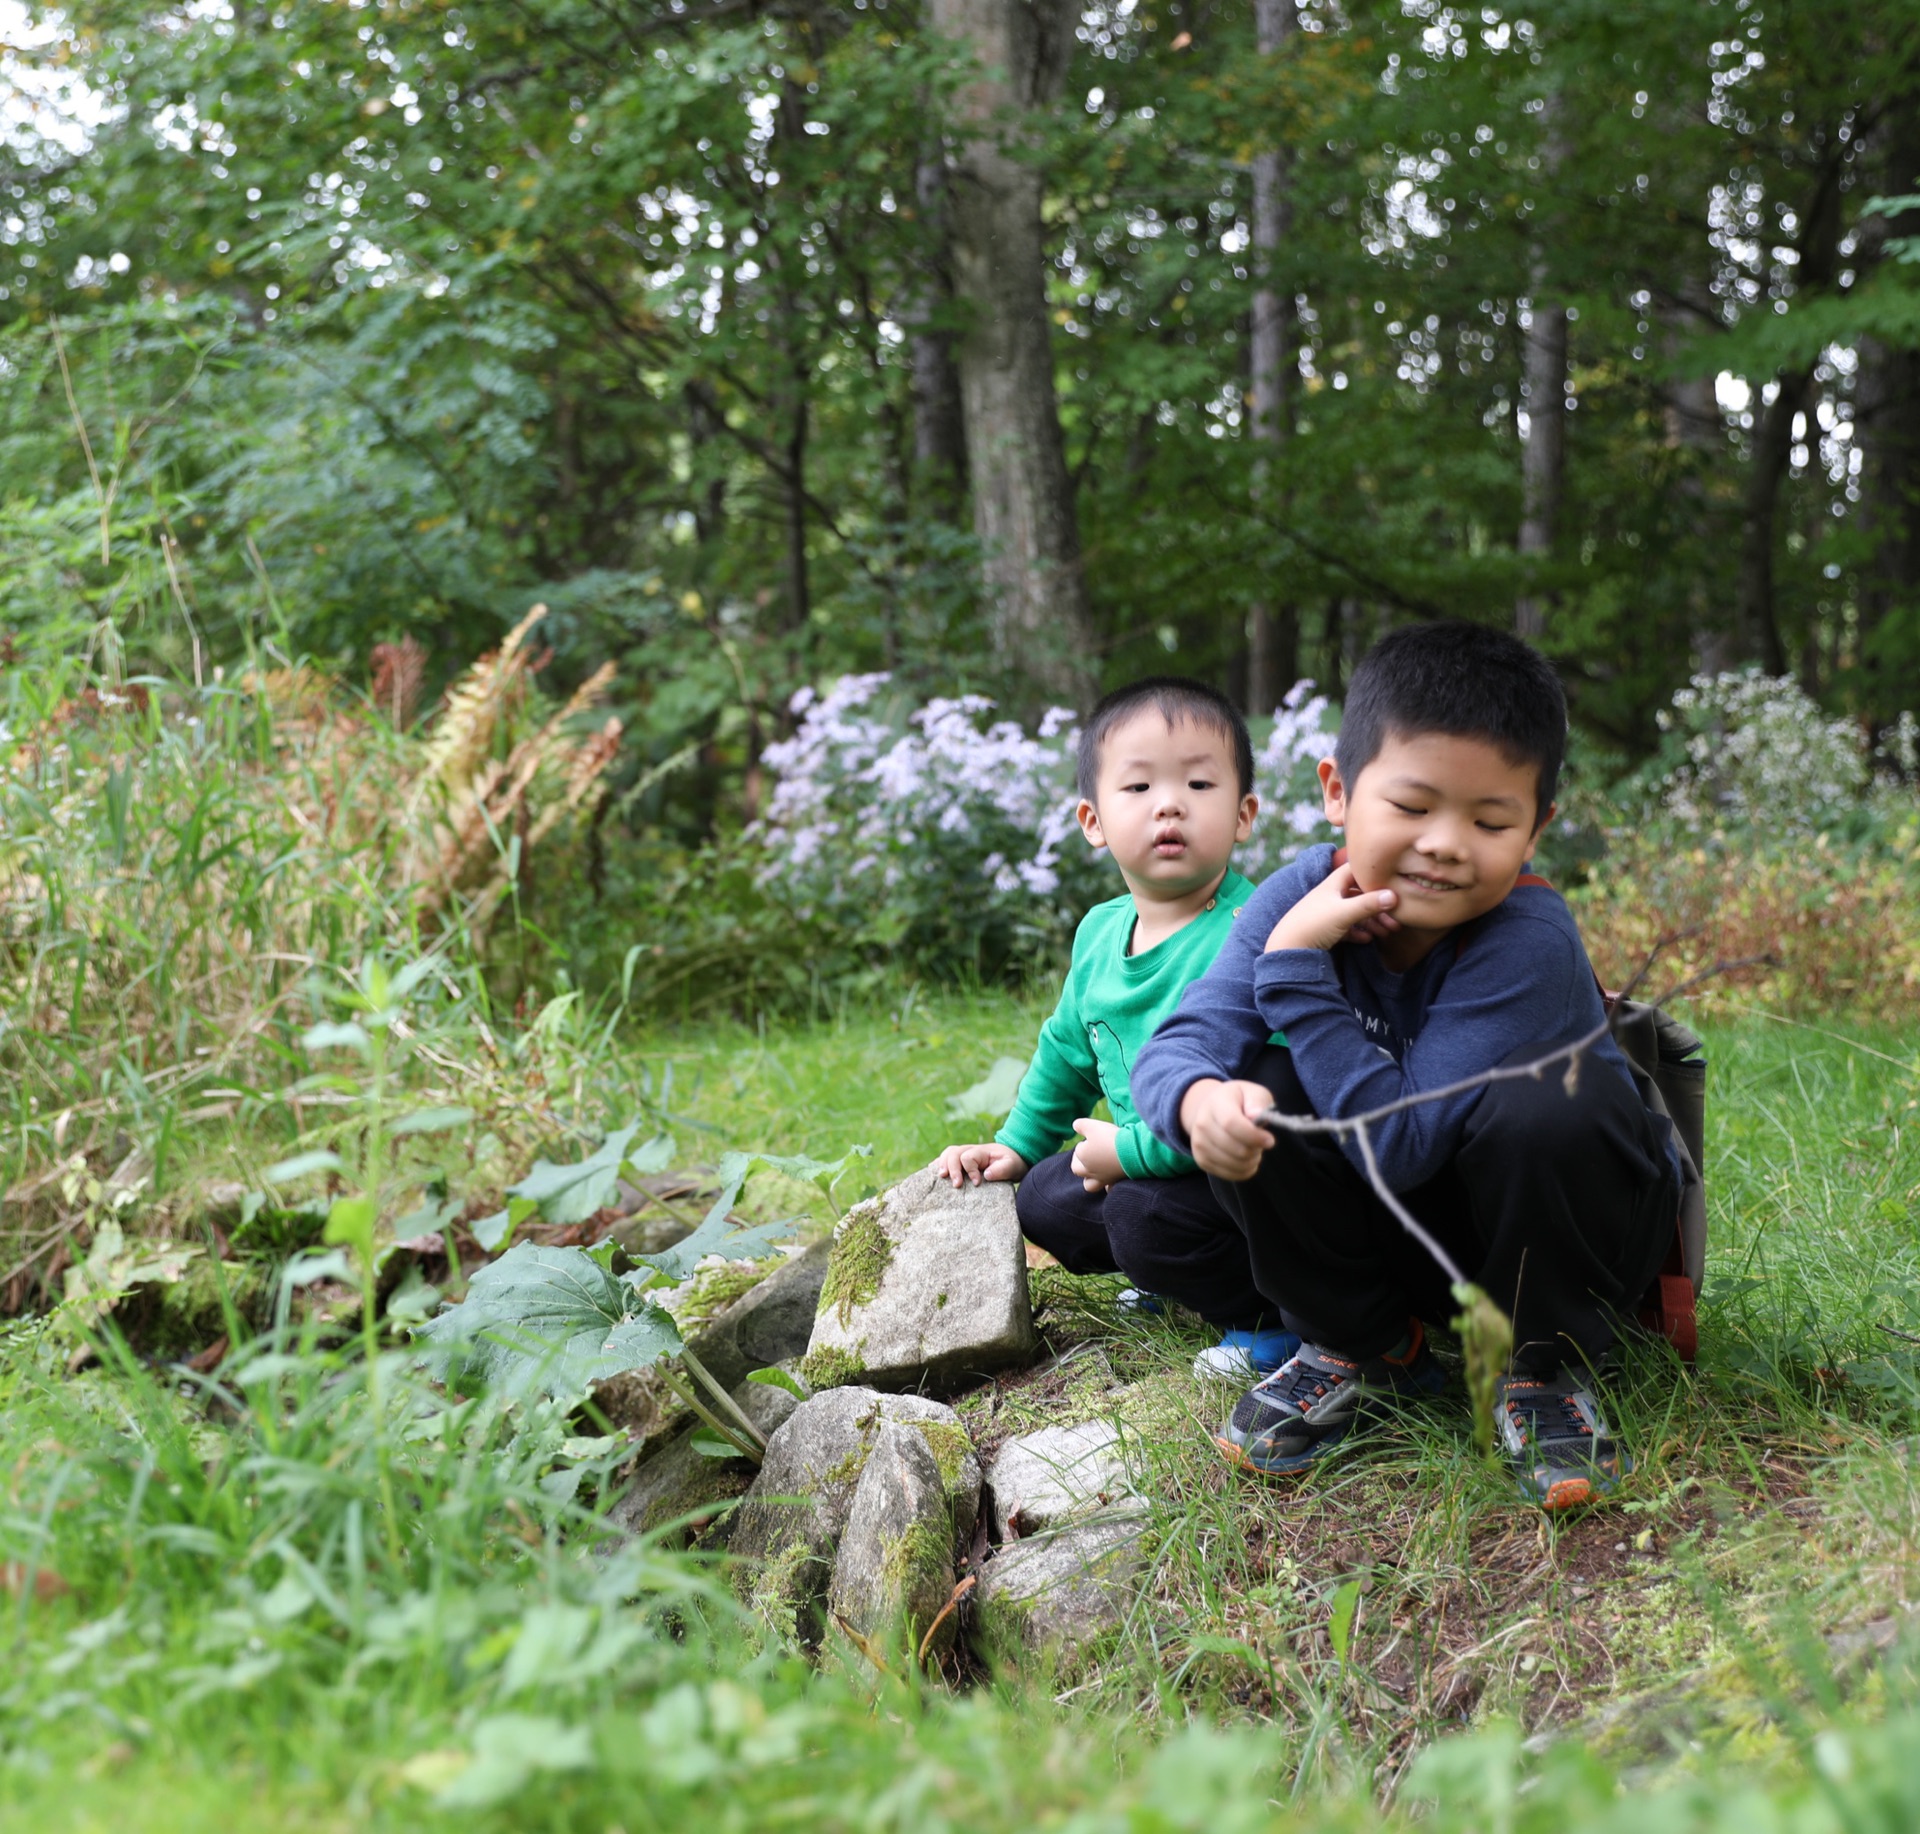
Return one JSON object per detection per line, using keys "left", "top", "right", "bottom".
{"left": 1607, "top": 995, "right": 1707, "bottom": 1359}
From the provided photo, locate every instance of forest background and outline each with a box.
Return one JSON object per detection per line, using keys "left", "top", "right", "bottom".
{"left": 7, "top": 7, "right": 1920, "bottom": 1829}
{"left": 7, "top": 0, "right": 1920, "bottom": 904}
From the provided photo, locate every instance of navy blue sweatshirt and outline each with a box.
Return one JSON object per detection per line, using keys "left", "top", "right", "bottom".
{"left": 1132, "top": 843, "right": 1676, "bottom": 1192}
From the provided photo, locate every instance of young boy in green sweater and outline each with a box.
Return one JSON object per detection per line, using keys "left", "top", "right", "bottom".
{"left": 931, "top": 678, "right": 1300, "bottom": 1380}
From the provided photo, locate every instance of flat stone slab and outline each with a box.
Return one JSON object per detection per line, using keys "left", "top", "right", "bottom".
{"left": 607, "top": 1374, "right": 801, "bottom": 1545}
{"left": 973, "top": 1514, "right": 1152, "bottom": 1660}
{"left": 803, "top": 1172, "right": 1037, "bottom": 1392}
{"left": 827, "top": 1421, "right": 961, "bottom": 1658}
{"left": 729, "top": 1385, "right": 979, "bottom": 1644}
{"left": 987, "top": 1419, "right": 1140, "bottom": 1541}
{"left": 684, "top": 1239, "right": 831, "bottom": 1392}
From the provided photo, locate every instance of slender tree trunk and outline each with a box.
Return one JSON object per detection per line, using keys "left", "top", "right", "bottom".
{"left": 1735, "top": 372, "right": 1805, "bottom": 676}
{"left": 785, "top": 385, "right": 811, "bottom": 636}
{"left": 1660, "top": 286, "right": 1737, "bottom": 677}
{"left": 1515, "top": 103, "right": 1568, "bottom": 641}
{"left": 1247, "top": 0, "right": 1298, "bottom": 710}
{"left": 931, "top": 0, "right": 1099, "bottom": 707}
{"left": 1857, "top": 91, "right": 1920, "bottom": 722}
{"left": 910, "top": 150, "right": 969, "bottom": 518}
{"left": 1733, "top": 155, "right": 1843, "bottom": 673}
{"left": 1515, "top": 284, "right": 1568, "bottom": 640}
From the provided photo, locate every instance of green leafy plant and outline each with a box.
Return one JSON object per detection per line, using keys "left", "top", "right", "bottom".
{"left": 418, "top": 1142, "right": 871, "bottom": 1462}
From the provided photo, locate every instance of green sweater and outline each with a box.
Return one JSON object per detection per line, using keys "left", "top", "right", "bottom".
{"left": 996, "top": 871, "right": 1256, "bottom": 1181}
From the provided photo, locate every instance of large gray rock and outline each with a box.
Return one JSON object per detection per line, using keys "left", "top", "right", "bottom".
{"left": 827, "top": 1422, "right": 967, "bottom": 1659}
{"left": 987, "top": 1419, "right": 1140, "bottom": 1541}
{"left": 607, "top": 1375, "right": 801, "bottom": 1545}
{"left": 684, "top": 1239, "right": 831, "bottom": 1392}
{"left": 730, "top": 1386, "right": 979, "bottom": 1644}
{"left": 972, "top": 1514, "right": 1152, "bottom": 1661}
{"left": 803, "top": 1173, "right": 1037, "bottom": 1392}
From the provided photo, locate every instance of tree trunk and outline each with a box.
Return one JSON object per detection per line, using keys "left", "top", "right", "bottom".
{"left": 1733, "top": 154, "right": 1844, "bottom": 673}
{"left": 1857, "top": 92, "right": 1920, "bottom": 722}
{"left": 1246, "top": 0, "right": 1298, "bottom": 711}
{"left": 1515, "top": 282, "right": 1568, "bottom": 640}
{"left": 910, "top": 149, "right": 969, "bottom": 518}
{"left": 931, "top": 0, "right": 1098, "bottom": 707}
{"left": 1515, "top": 102, "right": 1568, "bottom": 641}
{"left": 1660, "top": 285, "right": 1737, "bottom": 677}
{"left": 1734, "top": 372, "right": 1805, "bottom": 676}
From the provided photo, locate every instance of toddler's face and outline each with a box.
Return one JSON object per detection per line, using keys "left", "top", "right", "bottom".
{"left": 1078, "top": 711, "right": 1256, "bottom": 901}
{"left": 1319, "top": 730, "right": 1550, "bottom": 943}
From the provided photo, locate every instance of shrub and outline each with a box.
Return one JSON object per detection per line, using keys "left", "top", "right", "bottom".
{"left": 746, "top": 673, "right": 1337, "bottom": 975}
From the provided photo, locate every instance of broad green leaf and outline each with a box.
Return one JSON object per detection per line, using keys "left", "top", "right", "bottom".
{"left": 323, "top": 1195, "right": 377, "bottom": 1262}
{"left": 507, "top": 1122, "right": 649, "bottom": 1227}
{"left": 945, "top": 1056, "right": 1029, "bottom": 1122}
{"left": 1328, "top": 1578, "right": 1361, "bottom": 1663}
{"left": 434, "top": 1712, "right": 594, "bottom": 1809}
{"left": 415, "top": 1243, "right": 680, "bottom": 1399}
{"left": 301, "top": 1020, "right": 371, "bottom": 1056}
{"left": 746, "top": 1365, "right": 811, "bottom": 1400}
{"left": 688, "top": 1430, "right": 743, "bottom": 1459}
{"left": 267, "top": 1148, "right": 345, "bottom": 1184}
{"left": 389, "top": 1105, "right": 475, "bottom": 1137}
{"left": 472, "top": 1194, "right": 539, "bottom": 1254}
{"left": 637, "top": 1143, "right": 868, "bottom": 1282}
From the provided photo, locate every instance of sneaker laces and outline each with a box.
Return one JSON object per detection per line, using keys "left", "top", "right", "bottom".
{"left": 1229, "top": 1354, "right": 1353, "bottom": 1434}
{"left": 1502, "top": 1384, "right": 1593, "bottom": 1449}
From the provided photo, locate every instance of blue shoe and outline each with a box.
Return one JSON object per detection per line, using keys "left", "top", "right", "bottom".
{"left": 1192, "top": 1326, "right": 1303, "bottom": 1383}
{"left": 1114, "top": 1287, "right": 1167, "bottom": 1316}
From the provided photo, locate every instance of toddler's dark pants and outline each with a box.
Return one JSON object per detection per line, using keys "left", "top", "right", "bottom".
{"left": 1207, "top": 1042, "right": 1680, "bottom": 1371}
{"left": 1013, "top": 1153, "right": 1273, "bottom": 1331}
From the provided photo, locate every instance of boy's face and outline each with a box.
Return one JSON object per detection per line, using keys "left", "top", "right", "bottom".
{"left": 1319, "top": 730, "right": 1552, "bottom": 941}
{"left": 1078, "top": 711, "right": 1257, "bottom": 901}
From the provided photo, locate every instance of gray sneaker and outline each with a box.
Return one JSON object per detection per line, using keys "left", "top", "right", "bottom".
{"left": 1495, "top": 1366, "right": 1632, "bottom": 1510}
{"left": 1214, "top": 1323, "right": 1447, "bottom": 1475}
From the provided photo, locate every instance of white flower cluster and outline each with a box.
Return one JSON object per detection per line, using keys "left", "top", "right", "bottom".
{"left": 1239, "top": 679, "right": 1341, "bottom": 881}
{"left": 751, "top": 674, "right": 1338, "bottom": 952}
{"left": 1655, "top": 671, "right": 1867, "bottom": 833}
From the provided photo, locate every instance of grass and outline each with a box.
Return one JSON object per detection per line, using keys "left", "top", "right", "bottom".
{"left": 5, "top": 991, "right": 1920, "bottom": 1828}
{"left": 8, "top": 652, "right": 1920, "bottom": 1829}
{"left": 633, "top": 990, "right": 1920, "bottom": 1768}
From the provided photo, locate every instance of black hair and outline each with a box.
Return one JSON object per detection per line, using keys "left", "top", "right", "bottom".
{"left": 1334, "top": 621, "right": 1566, "bottom": 820}
{"left": 1076, "top": 676, "right": 1256, "bottom": 801}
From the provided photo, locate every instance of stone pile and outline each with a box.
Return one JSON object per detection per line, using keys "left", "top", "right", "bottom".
{"left": 609, "top": 1171, "right": 1155, "bottom": 1669}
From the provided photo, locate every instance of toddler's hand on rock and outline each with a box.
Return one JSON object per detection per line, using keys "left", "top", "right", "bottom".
{"left": 931, "top": 1142, "right": 1027, "bottom": 1188}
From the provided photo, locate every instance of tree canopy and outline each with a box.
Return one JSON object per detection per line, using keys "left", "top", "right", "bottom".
{"left": 5, "top": 0, "right": 1919, "bottom": 795}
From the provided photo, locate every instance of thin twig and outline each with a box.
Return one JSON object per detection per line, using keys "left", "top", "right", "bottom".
{"left": 917, "top": 1573, "right": 976, "bottom": 1666}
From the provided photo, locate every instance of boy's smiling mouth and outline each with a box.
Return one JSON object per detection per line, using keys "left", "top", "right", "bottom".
{"left": 1399, "top": 869, "right": 1465, "bottom": 894}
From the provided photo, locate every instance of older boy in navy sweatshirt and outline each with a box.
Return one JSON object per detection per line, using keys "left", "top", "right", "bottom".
{"left": 1132, "top": 623, "right": 1682, "bottom": 1509}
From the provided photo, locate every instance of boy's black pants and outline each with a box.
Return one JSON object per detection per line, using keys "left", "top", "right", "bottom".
{"left": 1016, "top": 1039, "right": 1679, "bottom": 1369}
{"left": 1209, "top": 1042, "right": 1680, "bottom": 1371}
{"left": 1014, "top": 1155, "right": 1273, "bottom": 1331}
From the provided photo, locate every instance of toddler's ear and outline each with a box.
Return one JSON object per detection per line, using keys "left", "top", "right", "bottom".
{"left": 1531, "top": 799, "right": 1558, "bottom": 841}
{"left": 1076, "top": 796, "right": 1106, "bottom": 850}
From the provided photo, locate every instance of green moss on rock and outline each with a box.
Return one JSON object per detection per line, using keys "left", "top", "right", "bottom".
{"left": 815, "top": 1201, "right": 894, "bottom": 1325}
{"left": 911, "top": 1419, "right": 976, "bottom": 1496}
{"left": 799, "top": 1342, "right": 866, "bottom": 1390}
